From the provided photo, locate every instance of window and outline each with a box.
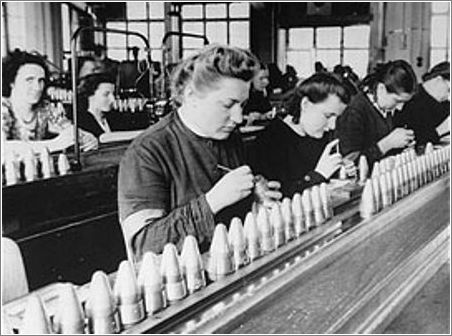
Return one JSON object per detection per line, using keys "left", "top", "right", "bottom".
{"left": 285, "top": 25, "right": 370, "bottom": 79}
{"left": 180, "top": 2, "right": 250, "bottom": 57}
{"left": 106, "top": 2, "right": 165, "bottom": 62}
{"left": 430, "top": 2, "right": 450, "bottom": 66}
{"left": 2, "top": 2, "right": 27, "bottom": 53}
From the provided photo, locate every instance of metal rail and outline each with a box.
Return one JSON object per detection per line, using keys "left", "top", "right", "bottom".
{"left": 70, "top": 27, "right": 151, "bottom": 170}
{"left": 160, "top": 31, "right": 209, "bottom": 99}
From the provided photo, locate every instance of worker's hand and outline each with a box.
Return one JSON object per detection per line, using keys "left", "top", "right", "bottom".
{"left": 378, "top": 128, "right": 415, "bottom": 154}
{"left": 80, "top": 130, "right": 99, "bottom": 152}
{"left": 315, "top": 139, "right": 343, "bottom": 179}
{"left": 246, "top": 112, "right": 262, "bottom": 126}
{"left": 342, "top": 158, "right": 357, "bottom": 179}
{"left": 52, "top": 127, "right": 75, "bottom": 152}
{"left": 206, "top": 165, "right": 255, "bottom": 214}
{"left": 254, "top": 176, "right": 282, "bottom": 208}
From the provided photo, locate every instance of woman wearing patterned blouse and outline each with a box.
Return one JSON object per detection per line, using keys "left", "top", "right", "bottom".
{"left": 1, "top": 49, "right": 98, "bottom": 154}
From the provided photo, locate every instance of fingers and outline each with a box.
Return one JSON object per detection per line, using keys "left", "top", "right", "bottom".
{"left": 267, "top": 180, "right": 281, "bottom": 189}
{"left": 324, "top": 138, "right": 340, "bottom": 153}
{"left": 233, "top": 165, "right": 252, "bottom": 174}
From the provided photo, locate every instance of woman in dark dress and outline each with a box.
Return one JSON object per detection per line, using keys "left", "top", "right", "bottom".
{"left": 249, "top": 72, "right": 352, "bottom": 196}
{"left": 336, "top": 60, "right": 418, "bottom": 167}
{"left": 76, "top": 73, "right": 117, "bottom": 138}
{"left": 243, "top": 62, "right": 273, "bottom": 125}
{"left": 394, "top": 61, "right": 450, "bottom": 146}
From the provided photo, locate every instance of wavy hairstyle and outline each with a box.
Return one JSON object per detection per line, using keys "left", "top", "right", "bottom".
{"left": 77, "top": 72, "right": 116, "bottom": 113}
{"left": 2, "top": 49, "right": 50, "bottom": 102}
{"left": 170, "top": 44, "right": 260, "bottom": 107}
{"left": 285, "top": 72, "right": 351, "bottom": 124}
{"left": 360, "top": 60, "right": 417, "bottom": 95}
{"left": 422, "top": 61, "right": 450, "bottom": 82}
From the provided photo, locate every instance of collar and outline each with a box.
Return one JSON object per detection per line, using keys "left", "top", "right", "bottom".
{"left": 367, "top": 93, "right": 394, "bottom": 118}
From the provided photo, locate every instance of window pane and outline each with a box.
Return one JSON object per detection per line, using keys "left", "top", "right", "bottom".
{"left": 431, "top": 16, "right": 449, "bottom": 47}
{"left": 149, "top": 22, "right": 164, "bottom": 48}
{"left": 343, "top": 49, "right": 369, "bottom": 78}
{"left": 182, "top": 5, "right": 203, "bottom": 19}
{"left": 432, "top": 2, "right": 450, "bottom": 14}
{"left": 344, "top": 25, "right": 370, "bottom": 48}
{"left": 128, "top": 22, "right": 148, "bottom": 44}
{"left": 316, "top": 27, "right": 341, "bottom": 48}
{"left": 108, "top": 48, "right": 127, "bottom": 61}
{"left": 182, "top": 22, "right": 204, "bottom": 35}
{"left": 61, "top": 4, "right": 70, "bottom": 51}
{"left": 182, "top": 22, "right": 205, "bottom": 48}
{"left": 149, "top": 2, "right": 164, "bottom": 19}
{"left": 106, "top": 22, "right": 126, "bottom": 47}
{"left": 430, "top": 49, "right": 448, "bottom": 66}
{"left": 206, "top": 22, "right": 227, "bottom": 44}
{"left": 127, "top": 2, "right": 146, "bottom": 20}
{"left": 183, "top": 49, "right": 199, "bottom": 59}
{"left": 287, "top": 50, "right": 313, "bottom": 79}
{"left": 316, "top": 50, "right": 340, "bottom": 70}
{"left": 289, "top": 28, "right": 314, "bottom": 49}
{"left": 230, "top": 2, "right": 249, "bottom": 18}
{"left": 206, "top": 4, "right": 226, "bottom": 18}
{"left": 230, "top": 21, "right": 249, "bottom": 48}
{"left": 151, "top": 49, "right": 162, "bottom": 63}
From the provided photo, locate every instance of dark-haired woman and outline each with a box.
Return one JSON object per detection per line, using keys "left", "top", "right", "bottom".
{"left": 395, "top": 61, "right": 450, "bottom": 146}
{"left": 243, "top": 62, "right": 272, "bottom": 125}
{"left": 118, "top": 45, "right": 281, "bottom": 260}
{"left": 2, "top": 49, "right": 98, "bottom": 154}
{"left": 336, "top": 60, "right": 418, "bottom": 167}
{"left": 249, "top": 72, "right": 353, "bottom": 196}
{"left": 76, "top": 73, "right": 116, "bottom": 139}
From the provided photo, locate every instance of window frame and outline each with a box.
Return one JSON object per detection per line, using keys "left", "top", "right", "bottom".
{"left": 429, "top": 2, "right": 450, "bottom": 65}
{"left": 105, "top": 2, "right": 166, "bottom": 62}
{"left": 285, "top": 24, "right": 370, "bottom": 78}
{"left": 180, "top": 2, "right": 250, "bottom": 56}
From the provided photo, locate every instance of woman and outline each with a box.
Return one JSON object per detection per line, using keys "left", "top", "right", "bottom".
{"left": 336, "top": 60, "right": 417, "bottom": 167}
{"left": 249, "top": 72, "right": 352, "bottom": 197}
{"left": 2, "top": 49, "right": 98, "bottom": 154}
{"left": 77, "top": 73, "right": 117, "bottom": 138}
{"left": 243, "top": 61, "right": 272, "bottom": 125}
{"left": 395, "top": 61, "right": 450, "bottom": 146}
{"left": 118, "top": 45, "right": 281, "bottom": 260}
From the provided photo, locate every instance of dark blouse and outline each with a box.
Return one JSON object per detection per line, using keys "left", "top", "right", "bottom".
{"left": 394, "top": 84, "right": 450, "bottom": 145}
{"left": 243, "top": 88, "right": 272, "bottom": 115}
{"left": 336, "top": 92, "right": 397, "bottom": 167}
{"left": 118, "top": 111, "right": 252, "bottom": 259}
{"left": 77, "top": 110, "right": 133, "bottom": 138}
{"left": 248, "top": 118, "right": 328, "bottom": 197}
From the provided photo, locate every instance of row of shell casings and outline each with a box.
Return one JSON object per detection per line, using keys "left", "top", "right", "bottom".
{"left": 2, "top": 148, "right": 70, "bottom": 186}
{"left": 208, "top": 183, "right": 333, "bottom": 280}
{"left": 47, "top": 87, "right": 72, "bottom": 104}
{"left": 359, "top": 146, "right": 450, "bottom": 219}
{"left": 112, "top": 98, "right": 147, "bottom": 113}
{"left": 355, "top": 148, "right": 417, "bottom": 184}
{"left": 13, "top": 183, "right": 335, "bottom": 334}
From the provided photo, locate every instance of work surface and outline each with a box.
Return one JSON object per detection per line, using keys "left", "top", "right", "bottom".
{"left": 225, "top": 177, "right": 450, "bottom": 334}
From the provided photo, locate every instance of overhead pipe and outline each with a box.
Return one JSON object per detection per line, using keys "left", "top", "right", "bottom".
{"left": 160, "top": 31, "right": 209, "bottom": 99}
{"left": 70, "top": 26, "right": 151, "bottom": 170}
